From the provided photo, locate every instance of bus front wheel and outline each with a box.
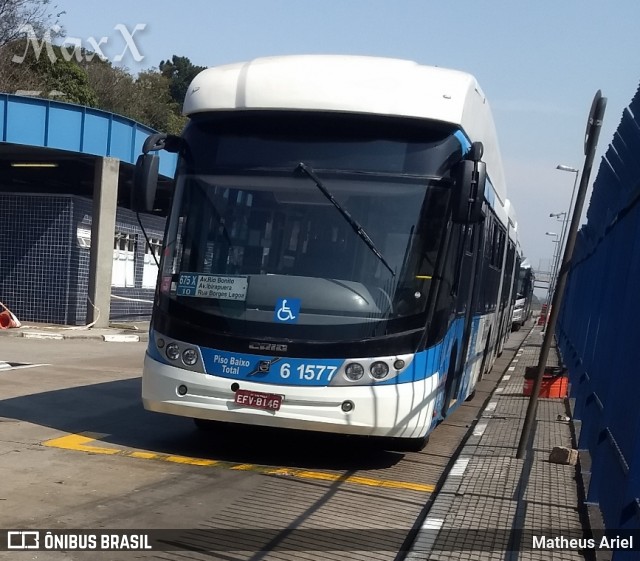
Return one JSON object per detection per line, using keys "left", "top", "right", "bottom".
{"left": 393, "top": 435, "right": 430, "bottom": 452}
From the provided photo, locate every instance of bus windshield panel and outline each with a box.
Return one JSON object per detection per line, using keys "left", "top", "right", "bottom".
{"left": 160, "top": 112, "right": 467, "bottom": 341}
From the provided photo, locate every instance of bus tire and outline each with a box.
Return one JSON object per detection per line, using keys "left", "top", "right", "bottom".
{"left": 393, "top": 435, "right": 430, "bottom": 452}
{"left": 440, "top": 346, "right": 459, "bottom": 419}
{"left": 465, "top": 389, "right": 476, "bottom": 402}
{"left": 478, "top": 328, "right": 492, "bottom": 381}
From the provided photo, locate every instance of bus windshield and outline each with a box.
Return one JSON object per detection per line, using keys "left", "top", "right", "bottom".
{"left": 160, "top": 112, "right": 464, "bottom": 340}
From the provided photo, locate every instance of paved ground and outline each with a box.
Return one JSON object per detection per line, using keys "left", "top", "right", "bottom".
{"left": 1, "top": 322, "right": 599, "bottom": 560}
{"left": 407, "top": 326, "right": 591, "bottom": 560}
{"left": 0, "top": 323, "right": 535, "bottom": 560}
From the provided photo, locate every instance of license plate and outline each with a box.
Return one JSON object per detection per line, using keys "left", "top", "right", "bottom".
{"left": 234, "top": 389, "right": 283, "bottom": 411}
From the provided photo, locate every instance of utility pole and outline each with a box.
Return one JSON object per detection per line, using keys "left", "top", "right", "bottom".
{"left": 516, "top": 91, "right": 607, "bottom": 459}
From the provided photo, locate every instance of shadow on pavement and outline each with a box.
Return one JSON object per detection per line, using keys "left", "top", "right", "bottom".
{"left": 1, "top": 378, "right": 405, "bottom": 471}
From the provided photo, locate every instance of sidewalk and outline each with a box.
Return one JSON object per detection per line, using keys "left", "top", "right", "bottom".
{"left": 0, "top": 321, "right": 150, "bottom": 342}
{"left": 408, "top": 324, "right": 589, "bottom": 560}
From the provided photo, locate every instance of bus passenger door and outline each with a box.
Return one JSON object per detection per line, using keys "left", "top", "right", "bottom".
{"left": 456, "top": 215, "right": 486, "bottom": 396}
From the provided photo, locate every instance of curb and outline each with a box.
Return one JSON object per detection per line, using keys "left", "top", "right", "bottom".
{"left": 103, "top": 334, "right": 142, "bottom": 343}
{"left": 405, "top": 329, "right": 533, "bottom": 559}
{"left": 22, "top": 332, "right": 64, "bottom": 340}
{"left": 0, "top": 330, "right": 148, "bottom": 342}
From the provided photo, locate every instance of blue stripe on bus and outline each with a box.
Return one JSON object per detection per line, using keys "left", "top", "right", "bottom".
{"left": 454, "top": 130, "right": 472, "bottom": 155}
{"left": 484, "top": 177, "right": 496, "bottom": 207}
{"left": 453, "top": 130, "right": 500, "bottom": 214}
{"left": 148, "top": 317, "right": 469, "bottom": 388}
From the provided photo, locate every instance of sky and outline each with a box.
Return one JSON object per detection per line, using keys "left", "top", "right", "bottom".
{"left": 49, "top": 0, "right": 640, "bottom": 291}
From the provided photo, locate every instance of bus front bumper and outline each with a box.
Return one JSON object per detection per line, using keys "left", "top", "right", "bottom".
{"left": 142, "top": 354, "right": 439, "bottom": 439}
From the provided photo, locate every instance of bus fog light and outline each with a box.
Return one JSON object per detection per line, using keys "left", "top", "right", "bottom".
{"left": 393, "top": 359, "right": 405, "bottom": 370}
{"left": 182, "top": 348, "right": 198, "bottom": 366}
{"left": 341, "top": 400, "right": 354, "bottom": 412}
{"left": 166, "top": 343, "right": 180, "bottom": 361}
{"left": 177, "top": 384, "right": 188, "bottom": 396}
{"left": 345, "top": 363, "right": 364, "bottom": 381}
{"left": 157, "top": 338, "right": 165, "bottom": 349}
{"left": 370, "top": 361, "right": 389, "bottom": 379}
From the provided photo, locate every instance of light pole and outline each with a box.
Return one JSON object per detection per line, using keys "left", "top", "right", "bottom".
{"left": 543, "top": 232, "right": 560, "bottom": 327}
{"left": 547, "top": 215, "right": 565, "bottom": 298}
{"left": 516, "top": 90, "right": 606, "bottom": 459}
{"left": 542, "top": 167, "right": 579, "bottom": 327}
{"left": 554, "top": 164, "right": 580, "bottom": 286}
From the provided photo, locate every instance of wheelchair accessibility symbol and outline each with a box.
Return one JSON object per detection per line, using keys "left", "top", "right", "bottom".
{"left": 274, "top": 298, "right": 301, "bottom": 323}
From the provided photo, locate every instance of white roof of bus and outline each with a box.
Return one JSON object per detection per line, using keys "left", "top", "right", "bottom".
{"left": 183, "top": 55, "right": 506, "bottom": 204}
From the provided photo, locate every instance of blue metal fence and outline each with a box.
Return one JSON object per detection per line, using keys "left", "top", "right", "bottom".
{"left": 557, "top": 83, "right": 640, "bottom": 559}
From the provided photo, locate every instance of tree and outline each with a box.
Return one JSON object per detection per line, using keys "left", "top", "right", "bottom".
{"left": 0, "top": 38, "right": 41, "bottom": 92}
{"left": 0, "top": 40, "right": 96, "bottom": 105}
{"left": 0, "top": 0, "right": 62, "bottom": 47}
{"left": 0, "top": 23, "right": 190, "bottom": 135}
{"left": 80, "top": 56, "right": 188, "bottom": 133}
{"left": 131, "top": 70, "right": 186, "bottom": 134}
{"left": 0, "top": 0, "right": 62, "bottom": 93}
{"left": 84, "top": 57, "right": 138, "bottom": 115}
{"left": 43, "top": 54, "right": 97, "bottom": 105}
{"left": 159, "top": 55, "right": 206, "bottom": 105}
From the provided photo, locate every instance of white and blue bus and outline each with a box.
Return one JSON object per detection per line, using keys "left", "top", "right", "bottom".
{"left": 134, "top": 55, "right": 518, "bottom": 451}
{"left": 512, "top": 259, "right": 535, "bottom": 331}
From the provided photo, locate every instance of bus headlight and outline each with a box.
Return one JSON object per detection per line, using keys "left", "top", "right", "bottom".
{"left": 182, "top": 348, "right": 198, "bottom": 366}
{"left": 166, "top": 343, "right": 180, "bottom": 361}
{"left": 393, "top": 359, "right": 405, "bottom": 370}
{"left": 370, "top": 361, "right": 389, "bottom": 380}
{"left": 345, "top": 362, "right": 365, "bottom": 381}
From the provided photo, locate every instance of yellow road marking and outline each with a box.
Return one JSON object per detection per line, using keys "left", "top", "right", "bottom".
{"left": 44, "top": 433, "right": 120, "bottom": 455}
{"left": 230, "top": 463, "right": 257, "bottom": 471}
{"left": 165, "top": 455, "right": 218, "bottom": 466}
{"left": 260, "top": 467, "right": 434, "bottom": 492}
{"left": 129, "top": 451, "right": 158, "bottom": 460}
{"left": 43, "top": 433, "right": 435, "bottom": 493}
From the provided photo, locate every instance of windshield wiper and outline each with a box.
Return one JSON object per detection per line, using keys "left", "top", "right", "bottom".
{"left": 296, "top": 162, "right": 395, "bottom": 277}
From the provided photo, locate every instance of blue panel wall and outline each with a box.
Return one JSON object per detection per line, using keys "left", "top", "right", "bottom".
{"left": 0, "top": 193, "right": 166, "bottom": 325}
{"left": 83, "top": 111, "right": 110, "bottom": 156}
{"left": 48, "top": 105, "right": 83, "bottom": 152}
{"left": 0, "top": 194, "right": 73, "bottom": 324}
{"left": 557, "top": 82, "right": 640, "bottom": 557}
{"left": 5, "top": 97, "right": 47, "bottom": 145}
{"left": 109, "top": 117, "right": 134, "bottom": 162}
{"left": 0, "top": 93, "right": 177, "bottom": 177}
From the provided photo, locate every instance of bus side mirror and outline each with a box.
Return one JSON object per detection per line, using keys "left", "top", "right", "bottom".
{"left": 452, "top": 142, "right": 486, "bottom": 224}
{"left": 133, "top": 153, "right": 159, "bottom": 213}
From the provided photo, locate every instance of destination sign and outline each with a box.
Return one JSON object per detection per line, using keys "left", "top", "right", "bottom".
{"left": 176, "top": 273, "right": 248, "bottom": 301}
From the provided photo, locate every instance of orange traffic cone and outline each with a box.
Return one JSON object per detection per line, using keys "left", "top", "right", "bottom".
{"left": 0, "top": 311, "right": 14, "bottom": 329}
{"left": 0, "top": 302, "right": 21, "bottom": 329}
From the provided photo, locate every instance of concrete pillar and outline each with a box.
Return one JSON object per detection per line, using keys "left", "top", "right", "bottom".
{"left": 87, "top": 157, "right": 119, "bottom": 327}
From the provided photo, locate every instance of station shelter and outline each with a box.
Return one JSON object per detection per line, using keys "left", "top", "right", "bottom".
{"left": 0, "top": 94, "right": 177, "bottom": 327}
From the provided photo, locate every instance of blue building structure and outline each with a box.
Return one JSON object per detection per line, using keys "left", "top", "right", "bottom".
{"left": 0, "top": 94, "right": 177, "bottom": 326}
{"left": 557, "top": 82, "right": 640, "bottom": 559}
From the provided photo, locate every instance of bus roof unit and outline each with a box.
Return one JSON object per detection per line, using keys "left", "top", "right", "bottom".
{"left": 183, "top": 55, "right": 506, "bottom": 204}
